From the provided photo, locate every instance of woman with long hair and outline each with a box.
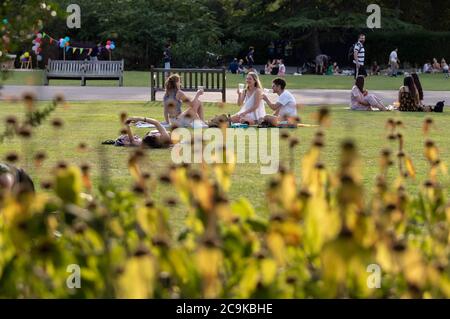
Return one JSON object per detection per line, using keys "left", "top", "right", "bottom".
{"left": 350, "top": 75, "right": 386, "bottom": 111}
{"left": 398, "top": 76, "right": 422, "bottom": 111}
{"left": 230, "top": 72, "right": 266, "bottom": 124}
{"left": 163, "top": 74, "right": 205, "bottom": 126}
{"left": 411, "top": 72, "right": 424, "bottom": 105}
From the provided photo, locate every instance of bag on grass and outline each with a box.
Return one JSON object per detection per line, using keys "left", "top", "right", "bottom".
{"left": 434, "top": 101, "right": 445, "bottom": 112}
{"left": 207, "top": 114, "right": 230, "bottom": 128}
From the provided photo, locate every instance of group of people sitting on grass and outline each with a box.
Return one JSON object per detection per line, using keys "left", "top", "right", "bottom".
{"left": 350, "top": 72, "right": 437, "bottom": 112}
{"left": 113, "top": 70, "right": 441, "bottom": 149}
{"left": 115, "top": 72, "right": 298, "bottom": 148}
{"left": 423, "top": 58, "right": 449, "bottom": 75}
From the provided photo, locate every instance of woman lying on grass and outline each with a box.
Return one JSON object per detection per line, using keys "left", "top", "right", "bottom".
{"left": 163, "top": 74, "right": 205, "bottom": 127}
{"left": 114, "top": 117, "right": 173, "bottom": 148}
{"left": 350, "top": 75, "right": 387, "bottom": 111}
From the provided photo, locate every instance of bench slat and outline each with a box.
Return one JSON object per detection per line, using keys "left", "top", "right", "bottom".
{"left": 45, "top": 60, "right": 123, "bottom": 86}
{"left": 150, "top": 67, "right": 226, "bottom": 102}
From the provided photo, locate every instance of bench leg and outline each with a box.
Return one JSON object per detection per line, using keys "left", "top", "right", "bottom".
{"left": 119, "top": 76, "right": 123, "bottom": 87}
{"left": 44, "top": 77, "right": 49, "bottom": 86}
{"left": 81, "top": 77, "right": 86, "bottom": 86}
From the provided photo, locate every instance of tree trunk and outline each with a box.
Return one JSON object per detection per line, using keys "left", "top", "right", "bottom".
{"left": 311, "top": 28, "right": 321, "bottom": 57}
{"left": 304, "top": 28, "right": 321, "bottom": 60}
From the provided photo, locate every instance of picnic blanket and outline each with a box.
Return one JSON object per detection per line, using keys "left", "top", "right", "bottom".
{"left": 135, "top": 120, "right": 208, "bottom": 129}
{"left": 133, "top": 121, "right": 317, "bottom": 129}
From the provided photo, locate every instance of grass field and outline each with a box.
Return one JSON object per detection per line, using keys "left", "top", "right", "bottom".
{"left": 3, "top": 69, "right": 450, "bottom": 90}
{"left": 1, "top": 100, "right": 450, "bottom": 230}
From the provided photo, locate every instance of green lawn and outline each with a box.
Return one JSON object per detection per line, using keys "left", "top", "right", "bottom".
{"left": 1, "top": 100, "right": 449, "bottom": 230}
{"left": 3, "top": 69, "right": 450, "bottom": 90}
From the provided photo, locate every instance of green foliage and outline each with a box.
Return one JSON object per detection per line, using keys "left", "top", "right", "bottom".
{"left": 1, "top": 108, "right": 450, "bottom": 298}
{"left": 368, "top": 31, "right": 450, "bottom": 67}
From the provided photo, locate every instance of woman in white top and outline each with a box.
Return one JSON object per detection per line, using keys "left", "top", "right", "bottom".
{"left": 350, "top": 76, "right": 387, "bottom": 111}
{"left": 231, "top": 72, "right": 266, "bottom": 125}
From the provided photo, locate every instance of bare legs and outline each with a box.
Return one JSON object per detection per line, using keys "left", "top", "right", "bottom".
{"left": 365, "top": 94, "right": 387, "bottom": 111}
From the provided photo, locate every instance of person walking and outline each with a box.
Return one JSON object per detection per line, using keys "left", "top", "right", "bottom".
{"left": 246, "top": 46, "right": 255, "bottom": 70}
{"left": 163, "top": 43, "right": 172, "bottom": 78}
{"left": 353, "top": 34, "right": 367, "bottom": 78}
{"left": 389, "top": 48, "right": 399, "bottom": 77}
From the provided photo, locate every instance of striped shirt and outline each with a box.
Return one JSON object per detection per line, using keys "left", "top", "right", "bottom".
{"left": 354, "top": 41, "right": 365, "bottom": 66}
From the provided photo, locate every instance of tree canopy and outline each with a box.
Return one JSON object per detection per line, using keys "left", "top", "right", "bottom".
{"left": 3, "top": 0, "right": 450, "bottom": 68}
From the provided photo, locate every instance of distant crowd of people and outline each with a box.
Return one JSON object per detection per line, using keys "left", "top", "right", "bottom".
{"left": 228, "top": 46, "right": 287, "bottom": 77}
{"left": 423, "top": 58, "right": 449, "bottom": 75}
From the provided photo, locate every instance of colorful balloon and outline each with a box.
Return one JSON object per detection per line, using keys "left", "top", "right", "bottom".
{"left": 105, "top": 45, "right": 111, "bottom": 50}
{"left": 37, "top": 33, "right": 42, "bottom": 38}
{"left": 37, "top": 55, "right": 43, "bottom": 61}
{"left": 24, "top": 52, "right": 30, "bottom": 58}
{"left": 106, "top": 40, "right": 111, "bottom": 45}
{"left": 110, "top": 44, "right": 115, "bottom": 50}
{"left": 64, "top": 36, "right": 70, "bottom": 42}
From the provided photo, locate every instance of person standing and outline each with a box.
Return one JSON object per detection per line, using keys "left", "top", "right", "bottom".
{"left": 315, "top": 54, "right": 328, "bottom": 74}
{"left": 389, "top": 48, "right": 399, "bottom": 77}
{"left": 353, "top": 34, "right": 366, "bottom": 78}
{"left": 88, "top": 43, "right": 101, "bottom": 61}
{"left": 246, "top": 46, "right": 255, "bottom": 70}
{"left": 163, "top": 43, "right": 172, "bottom": 70}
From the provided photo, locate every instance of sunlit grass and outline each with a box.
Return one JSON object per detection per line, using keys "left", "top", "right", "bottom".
{"left": 1, "top": 100, "right": 450, "bottom": 230}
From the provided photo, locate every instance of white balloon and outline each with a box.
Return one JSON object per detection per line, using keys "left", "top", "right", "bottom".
{"left": 37, "top": 55, "right": 43, "bottom": 61}
{"left": 37, "top": 33, "right": 42, "bottom": 38}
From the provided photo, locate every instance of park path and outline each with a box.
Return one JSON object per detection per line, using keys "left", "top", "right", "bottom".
{"left": 1, "top": 85, "right": 448, "bottom": 105}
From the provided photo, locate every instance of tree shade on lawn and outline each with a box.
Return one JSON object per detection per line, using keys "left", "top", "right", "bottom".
{"left": 2, "top": 71, "right": 450, "bottom": 91}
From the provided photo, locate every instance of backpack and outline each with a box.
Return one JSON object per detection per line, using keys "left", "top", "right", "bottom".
{"left": 348, "top": 43, "right": 356, "bottom": 62}
{"left": 434, "top": 101, "right": 445, "bottom": 112}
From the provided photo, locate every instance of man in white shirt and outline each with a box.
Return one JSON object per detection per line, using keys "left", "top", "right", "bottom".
{"left": 262, "top": 78, "right": 298, "bottom": 126}
{"left": 389, "top": 48, "right": 399, "bottom": 77}
{"left": 353, "top": 34, "right": 366, "bottom": 78}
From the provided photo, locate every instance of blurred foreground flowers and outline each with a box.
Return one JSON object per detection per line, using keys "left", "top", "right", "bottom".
{"left": 1, "top": 104, "right": 450, "bottom": 298}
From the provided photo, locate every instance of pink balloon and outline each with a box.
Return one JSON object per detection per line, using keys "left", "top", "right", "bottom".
{"left": 106, "top": 40, "right": 111, "bottom": 45}
{"left": 106, "top": 45, "right": 111, "bottom": 50}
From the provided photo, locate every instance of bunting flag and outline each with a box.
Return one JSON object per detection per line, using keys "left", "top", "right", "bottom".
{"left": 40, "top": 32, "right": 94, "bottom": 54}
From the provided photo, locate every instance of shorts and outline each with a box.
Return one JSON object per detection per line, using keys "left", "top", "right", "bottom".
{"left": 278, "top": 108, "right": 297, "bottom": 119}
{"left": 354, "top": 64, "right": 367, "bottom": 78}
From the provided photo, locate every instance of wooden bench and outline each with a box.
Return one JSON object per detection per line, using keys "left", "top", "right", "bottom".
{"left": 150, "top": 67, "right": 226, "bottom": 102}
{"left": 83, "top": 60, "right": 124, "bottom": 86}
{"left": 44, "top": 59, "right": 124, "bottom": 86}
